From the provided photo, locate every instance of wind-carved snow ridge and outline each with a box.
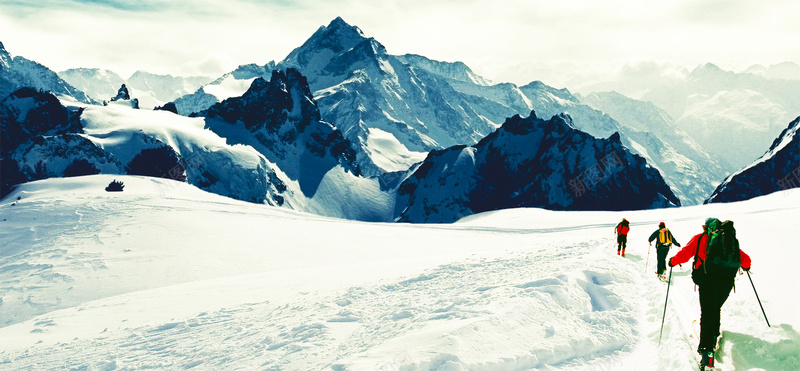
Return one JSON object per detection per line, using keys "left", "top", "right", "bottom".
{"left": 395, "top": 111, "right": 680, "bottom": 223}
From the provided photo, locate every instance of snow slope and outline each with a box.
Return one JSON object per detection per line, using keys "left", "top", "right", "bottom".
{"left": 1, "top": 176, "right": 798, "bottom": 370}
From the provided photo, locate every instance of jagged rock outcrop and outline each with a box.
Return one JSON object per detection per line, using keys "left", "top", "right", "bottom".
{"left": 204, "top": 68, "right": 360, "bottom": 195}
{"left": 396, "top": 111, "right": 680, "bottom": 223}
{"left": 1, "top": 87, "right": 83, "bottom": 155}
{"left": 706, "top": 116, "right": 800, "bottom": 203}
{"left": 0, "top": 88, "right": 115, "bottom": 197}
{"left": 154, "top": 102, "right": 178, "bottom": 114}
{"left": 111, "top": 84, "right": 130, "bottom": 101}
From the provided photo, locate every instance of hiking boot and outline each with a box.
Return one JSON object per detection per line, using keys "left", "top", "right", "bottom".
{"left": 621, "top": 249, "right": 625, "bottom": 257}
{"left": 699, "top": 350, "right": 714, "bottom": 369}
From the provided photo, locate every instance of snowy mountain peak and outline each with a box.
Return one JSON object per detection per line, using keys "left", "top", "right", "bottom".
{"left": 321, "top": 16, "right": 367, "bottom": 48}
{"left": 288, "top": 17, "right": 368, "bottom": 63}
{"left": 689, "top": 62, "right": 730, "bottom": 80}
{"left": 111, "top": 84, "right": 131, "bottom": 101}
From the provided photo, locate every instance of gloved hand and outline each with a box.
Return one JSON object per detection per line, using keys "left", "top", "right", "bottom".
{"left": 668, "top": 260, "right": 675, "bottom": 268}
{"left": 743, "top": 267, "right": 750, "bottom": 272}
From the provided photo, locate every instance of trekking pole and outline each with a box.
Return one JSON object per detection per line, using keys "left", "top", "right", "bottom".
{"left": 658, "top": 266, "right": 673, "bottom": 346}
{"left": 746, "top": 271, "right": 771, "bottom": 327}
{"left": 644, "top": 245, "right": 651, "bottom": 273}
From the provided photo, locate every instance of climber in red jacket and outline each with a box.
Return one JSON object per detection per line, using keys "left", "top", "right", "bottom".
{"left": 615, "top": 218, "right": 630, "bottom": 256}
{"left": 669, "top": 218, "right": 751, "bottom": 369}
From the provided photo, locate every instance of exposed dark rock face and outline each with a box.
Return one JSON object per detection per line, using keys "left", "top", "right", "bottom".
{"left": 706, "top": 116, "right": 800, "bottom": 203}
{"left": 396, "top": 111, "right": 680, "bottom": 223}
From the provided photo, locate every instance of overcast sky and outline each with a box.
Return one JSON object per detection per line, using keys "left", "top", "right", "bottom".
{"left": 1, "top": 0, "right": 799, "bottom": 87}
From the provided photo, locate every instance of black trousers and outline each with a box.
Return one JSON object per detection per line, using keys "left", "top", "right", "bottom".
{"left": 617, "top": 235, "right": 627, "bottom": 250}
{"left": 698, "top": 277, "right": 734, "bottom": 351}
{"left": 656, "top": 245, "right": 670, "bottom": 274}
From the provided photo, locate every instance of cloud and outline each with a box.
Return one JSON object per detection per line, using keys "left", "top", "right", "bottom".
{"left": 178, "top": 53, "right": 237, "bottom": 77}
{"left": 0, "top": 0, "right": 798, "bottom": 84}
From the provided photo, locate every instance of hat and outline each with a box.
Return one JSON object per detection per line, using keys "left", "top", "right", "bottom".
{"left": 658, "top": 222, "right": 665, "bottom": 228}
{"left": 704, "top": 218, "right": 720, "bottom": 231}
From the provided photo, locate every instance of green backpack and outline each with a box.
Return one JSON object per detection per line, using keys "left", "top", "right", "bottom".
{"left": 704, "top": 220, "right": 741, "bottom": 277}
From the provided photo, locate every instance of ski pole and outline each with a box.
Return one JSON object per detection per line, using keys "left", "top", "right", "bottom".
{"left": 658, "top": 266, "right": 673, "bottom": 346}
{"left": 644, "top": 245, "right": 651, "bottom": 273}
{"left": 746, "top": 271, "right": 771, "bottom": 327}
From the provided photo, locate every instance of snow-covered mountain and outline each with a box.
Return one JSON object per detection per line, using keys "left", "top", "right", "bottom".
{"left": 0, "top": 41, "right": 93, "bottom": 104}
{"left": 580, "top": 91, "right": 728, "bottom": 202}
{"left": 201, "top": 68, "right": 393, "bottom": 221}
{"left": 706, "top": 116, "right": 800, "bottom": 203}
{"left": 395, "top": 112, "right": 680, "bottom": 223}
{"left": 2, "top": 175, "right": 797, "bottom": 369}
{"left": 278, "top": 17, "right": 503, "bottom": 175}
{"left": 166, "top": 19, "right": 722, "bottom": 206}
{"left": 58, "top": 68, "right": 126, "bottom": 103}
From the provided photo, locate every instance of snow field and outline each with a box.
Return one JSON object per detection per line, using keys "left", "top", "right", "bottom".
{"left": 1, "top": 176, "right": 799, "bottom": 370}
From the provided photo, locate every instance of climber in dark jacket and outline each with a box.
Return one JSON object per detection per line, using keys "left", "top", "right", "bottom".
{"left": 648, "top": 222, "right": 680, "bottom": 278}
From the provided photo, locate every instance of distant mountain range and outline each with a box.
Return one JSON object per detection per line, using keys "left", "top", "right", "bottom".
{"left": 167, "top": 17, "right": 726, "bottom": 205}
{"left": 585, "top": 62, "right": 800, "bottom": 172}
{"left": 59, "top": 68, "right": 211, "bottom": 109}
